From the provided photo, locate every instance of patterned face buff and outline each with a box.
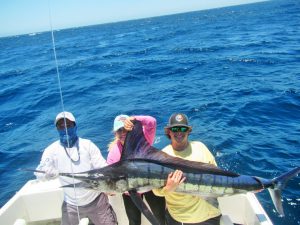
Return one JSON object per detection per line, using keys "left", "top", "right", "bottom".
{"left": 58, "top": 126, "right": 78, "bottom": 148}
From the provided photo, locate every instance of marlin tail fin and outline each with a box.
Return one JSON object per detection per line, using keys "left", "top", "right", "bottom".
{"left": 268, "top": 167, "right": 300, "bottom": 216}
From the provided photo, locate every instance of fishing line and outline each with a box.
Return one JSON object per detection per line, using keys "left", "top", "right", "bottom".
{"left": 47, "top": 0, "right": 81, "bottom": 223}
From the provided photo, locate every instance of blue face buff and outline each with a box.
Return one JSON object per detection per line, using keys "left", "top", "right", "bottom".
{"left": 58, "top": 126, "right": 78, "bottom": 148}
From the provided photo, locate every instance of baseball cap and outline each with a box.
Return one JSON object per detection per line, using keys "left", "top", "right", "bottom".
{"left": 165, "top": 113, "right": 191, "bottom": 128}
{"left": 113, "top": 115, "right": 129, "bottom": 132}
{"left": 55, "top": 111, "right": 76, "bottom": 125}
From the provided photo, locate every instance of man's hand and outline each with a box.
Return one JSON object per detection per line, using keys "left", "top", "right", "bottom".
{"left": 164, "top": 170, "right": 186, "bottom": 192}
{"left": 45, "top": 167, "right": 59, "bottom": 179}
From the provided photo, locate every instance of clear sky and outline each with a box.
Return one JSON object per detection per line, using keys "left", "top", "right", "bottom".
{"left": 0, "top": 0, "right": 265, "bottom": 37}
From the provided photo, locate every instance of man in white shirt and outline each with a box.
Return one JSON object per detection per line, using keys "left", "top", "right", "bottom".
{"left": 35, "top": 111, "right": 117, "bottom": 225}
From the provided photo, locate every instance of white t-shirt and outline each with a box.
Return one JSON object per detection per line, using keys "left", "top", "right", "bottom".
{"left": 35, "top": 137, "right": 107, "bottom": 206}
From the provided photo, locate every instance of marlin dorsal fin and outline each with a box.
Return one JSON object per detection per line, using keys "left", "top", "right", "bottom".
{"left": 121, "top": 120, "right": 152, "bottom": 160}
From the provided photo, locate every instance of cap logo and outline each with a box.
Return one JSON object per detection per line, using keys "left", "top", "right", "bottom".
{"left": 175, "top": 114, "right": 184, "bottom": 122}
{"left": 118, "top": 116, "right": 127, "bottom": 122}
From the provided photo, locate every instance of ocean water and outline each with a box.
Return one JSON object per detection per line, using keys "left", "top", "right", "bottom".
{"left": 0, "top": 0, "right": 299, "bottom": 224}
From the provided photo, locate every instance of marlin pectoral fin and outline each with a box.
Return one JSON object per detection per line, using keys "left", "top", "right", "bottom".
{"left": 128, "top": 190, "right": 160, "bottom": 225}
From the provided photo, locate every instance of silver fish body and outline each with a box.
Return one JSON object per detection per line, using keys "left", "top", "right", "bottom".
{"left": 65, "top": 159, "right": 273, "bottom": 198}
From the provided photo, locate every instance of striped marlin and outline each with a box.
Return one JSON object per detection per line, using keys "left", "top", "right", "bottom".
{"left": 48, "top": 120, "right": 299, "bottom": 224}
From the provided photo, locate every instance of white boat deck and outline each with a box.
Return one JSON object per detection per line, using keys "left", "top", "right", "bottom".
{"left": 0, "top": 178, "right": 274, "bottom": 225}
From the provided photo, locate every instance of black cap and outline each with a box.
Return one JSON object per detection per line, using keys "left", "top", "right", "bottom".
{"left": 165, "top": 113, "right": 191, "bottom": 128}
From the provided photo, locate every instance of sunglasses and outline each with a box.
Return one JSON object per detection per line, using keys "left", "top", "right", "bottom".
{"left": 169, "top": 126, "right": 189, "bottom": 133}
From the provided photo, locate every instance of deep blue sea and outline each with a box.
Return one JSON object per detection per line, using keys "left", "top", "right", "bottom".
{"left": 0, "top": 0, "right": 299, "bottom": 224}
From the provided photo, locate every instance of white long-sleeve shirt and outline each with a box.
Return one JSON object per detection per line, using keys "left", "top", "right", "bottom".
{"left": 35, "top": 137, "right": 107, "bottom": 206}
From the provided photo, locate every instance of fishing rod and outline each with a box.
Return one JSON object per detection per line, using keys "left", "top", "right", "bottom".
{"left": 47, "top": 0, "right": 81, "bottom": 223}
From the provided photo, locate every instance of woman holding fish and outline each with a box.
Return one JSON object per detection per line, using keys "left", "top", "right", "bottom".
{"left": 107, "top": 115, "right": 166, "bottom": 225}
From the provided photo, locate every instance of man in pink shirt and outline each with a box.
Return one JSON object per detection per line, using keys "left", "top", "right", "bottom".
{"left": 107, "top": 115, "right": 165, "bottom": 225}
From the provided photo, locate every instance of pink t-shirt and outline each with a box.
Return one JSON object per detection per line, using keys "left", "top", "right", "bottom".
{"left": 107, "top": 115, "right": 156, "bottom": 164}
